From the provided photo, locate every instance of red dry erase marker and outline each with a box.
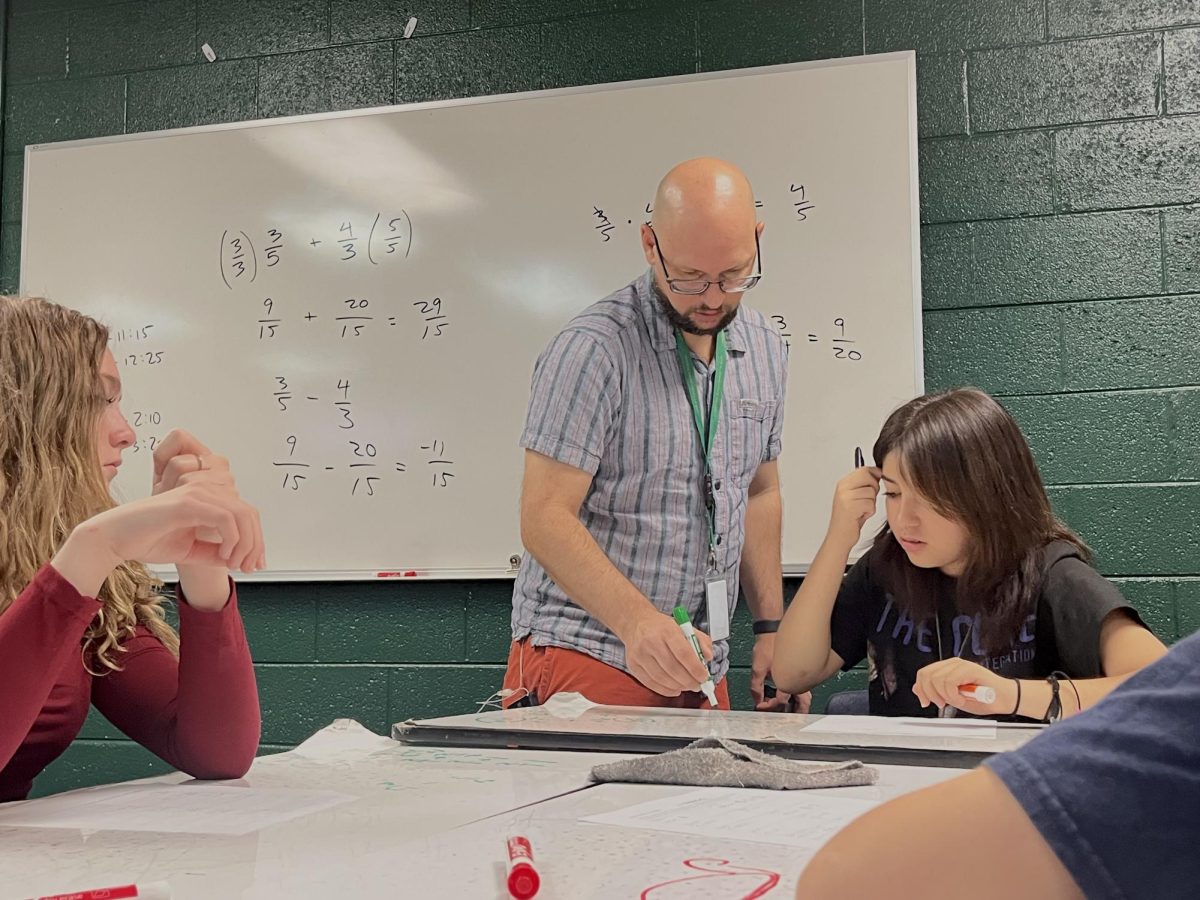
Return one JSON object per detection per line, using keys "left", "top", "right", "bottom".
{"left": 507, "top": 835, "right": 540, "bottom": 900}
{"left": 31, "top": 882, "right": 170, "bottom": 900}
{"left": 376, "top": 571, "right": 418, "bottom": 578}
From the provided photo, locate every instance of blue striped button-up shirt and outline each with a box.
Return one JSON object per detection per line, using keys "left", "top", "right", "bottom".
{"left": 511, "top": 269, "right": 789, "bottom": 681}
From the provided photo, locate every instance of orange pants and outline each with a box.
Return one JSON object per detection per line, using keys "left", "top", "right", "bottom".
{"left": 501, "top": 637, "right": 731, "bottom": 709}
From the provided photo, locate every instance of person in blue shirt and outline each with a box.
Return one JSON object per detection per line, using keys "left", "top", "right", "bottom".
{"left": 796, "top": 627, "right": 1200, "bottom": 899}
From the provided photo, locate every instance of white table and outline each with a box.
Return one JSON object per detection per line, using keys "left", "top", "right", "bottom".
{"left": 0, "top": 721, "right": 633, "bottom": 899}
{"left": 0, "top": 720, "right": 966, "bottom": 899}
{"left": 322, "top": 765, "right": 964, "bottom": 898}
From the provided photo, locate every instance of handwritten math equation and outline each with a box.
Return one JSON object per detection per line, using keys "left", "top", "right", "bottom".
{"left": 271, "top": 377, "right": 456, "bottom": 495}
{"left": 771, "top": 315, "right": 863, "bottom": 361}
{"left": 253, "top": 295, "right": 449, "bottom": 342}
{"left": 591, "top": 184, "right": 815, "bottom": 242}
{"left": 219, "top": 211, "right": 414, "bottom": 289}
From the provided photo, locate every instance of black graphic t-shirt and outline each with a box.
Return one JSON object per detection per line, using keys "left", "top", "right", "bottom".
{"left": 828, "top": 541, "right": 1146, "bottom": 717}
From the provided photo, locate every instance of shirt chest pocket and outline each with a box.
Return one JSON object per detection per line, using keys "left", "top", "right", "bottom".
{"left": 729, "top": 398, "right": 776, "bottom": 483}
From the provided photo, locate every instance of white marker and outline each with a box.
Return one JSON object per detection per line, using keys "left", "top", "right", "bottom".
{"left": 403, "top": 17, "right": 418, "bottom": 39}
{"left": 200, "top": 42, "right": 217, "bottom": 62}
{"left": 959, "top": 684, "right": 996, "bottom": 704}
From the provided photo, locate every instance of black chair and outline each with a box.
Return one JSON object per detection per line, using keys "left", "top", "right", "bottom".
{"left": 823, "top": 689, "right": 869, "bottom": 715}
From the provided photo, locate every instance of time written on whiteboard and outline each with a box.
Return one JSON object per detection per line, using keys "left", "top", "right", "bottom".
{"left": 108, "top": 321, "right": 168, "bottom": 367}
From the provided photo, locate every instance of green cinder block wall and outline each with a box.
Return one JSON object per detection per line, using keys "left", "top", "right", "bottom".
{"left": 2, "top": 0, "right": 1196, "bottom": 797}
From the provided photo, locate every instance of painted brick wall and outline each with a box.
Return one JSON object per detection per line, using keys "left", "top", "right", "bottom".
{"left": 1, "top": 0, "right": 1195, "bottom": 796}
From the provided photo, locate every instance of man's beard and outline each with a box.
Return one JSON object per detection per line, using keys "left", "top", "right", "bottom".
{"left": 651, "top": 280, "right": 740, "bottom": 336}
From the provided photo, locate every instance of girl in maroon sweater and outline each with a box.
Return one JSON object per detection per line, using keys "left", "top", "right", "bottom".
{"left": 0, "top": 297, "right": 264, "bottom": 801}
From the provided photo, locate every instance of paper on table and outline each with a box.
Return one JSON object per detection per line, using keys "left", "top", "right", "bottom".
{"left": 582, "top": 787, "right": 877, "bottom": 849}
{"left": 802, "top": 715, "right": 997, "bottom": 739}
{"left": 0, "top": 783, "right": 353, "bottom": 835}
{"left": 538, "top": 692, "right": 600, "bottom": 719}
{"left": 290, "top": 718, "right": 396, "bottom": 759}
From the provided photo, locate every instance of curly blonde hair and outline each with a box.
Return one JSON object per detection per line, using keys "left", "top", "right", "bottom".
{"left": 0, "top": 296, "right": 177, "bottom": 670}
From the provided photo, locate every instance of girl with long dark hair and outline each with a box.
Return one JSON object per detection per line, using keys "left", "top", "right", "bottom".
{"left": 774, "top": 388, "right": 1166, "bottom": 719}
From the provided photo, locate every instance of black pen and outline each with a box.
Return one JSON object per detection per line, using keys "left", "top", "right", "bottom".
{"left": 854, "top": 446, "right": 865, "bottom": 468}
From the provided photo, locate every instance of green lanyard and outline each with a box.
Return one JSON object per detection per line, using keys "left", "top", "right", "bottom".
{"left": 674, "top": 329, "right": 727, "bottom": 567}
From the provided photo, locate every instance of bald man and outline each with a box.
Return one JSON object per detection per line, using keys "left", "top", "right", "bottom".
{"left": 501, "top": 158, "right": 809, "bottom": 713}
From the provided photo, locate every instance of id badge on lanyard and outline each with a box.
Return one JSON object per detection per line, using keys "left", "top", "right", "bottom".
{"left": 675, "top": 330, "right": 731, "bottom": 642}
{"left": 705, "top": 572, "right": 730, "bottom": 642}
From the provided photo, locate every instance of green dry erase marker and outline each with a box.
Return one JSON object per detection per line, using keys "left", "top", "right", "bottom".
{"left": 672, "top": 606, "right": 717, "bottom": 707}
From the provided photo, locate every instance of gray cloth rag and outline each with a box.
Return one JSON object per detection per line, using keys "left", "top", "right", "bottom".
{"left": 590, "top": 737, "right": 878, "bottom": 790}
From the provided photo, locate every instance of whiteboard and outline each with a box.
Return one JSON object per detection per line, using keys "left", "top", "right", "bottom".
{"left": 21, "top": 52, "right": 922, "bottom": 579}
{"left": 396, "top": 705, "right": 1041, "bottom": 763}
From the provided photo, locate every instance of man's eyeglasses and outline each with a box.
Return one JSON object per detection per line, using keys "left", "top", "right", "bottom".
{"left": 648, "top": 224, "right": 763, "bottom": 295}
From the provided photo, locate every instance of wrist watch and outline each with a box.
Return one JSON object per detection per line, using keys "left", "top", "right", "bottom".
{"left": 752, "top": 619, "right": 781, "bottom": 635}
